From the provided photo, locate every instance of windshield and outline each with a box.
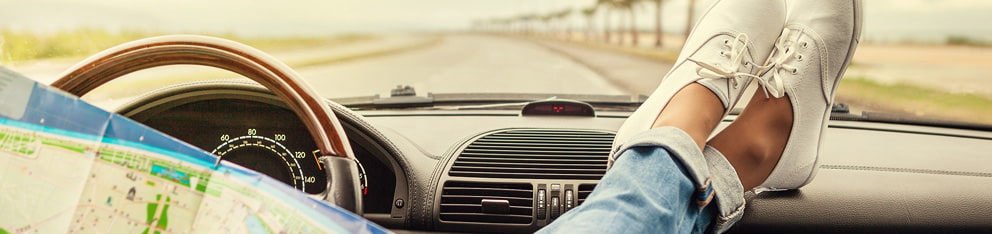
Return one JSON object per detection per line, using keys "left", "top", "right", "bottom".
{"left": 1, "top": 0, "right": 990, "bottom": 125}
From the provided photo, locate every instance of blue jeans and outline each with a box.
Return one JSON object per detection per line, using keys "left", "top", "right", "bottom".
{"left": 539, "top": 127, "right": 746, "bottom": 233}
{"left": 538, "top": 146, "right": 715, "bottom": 233}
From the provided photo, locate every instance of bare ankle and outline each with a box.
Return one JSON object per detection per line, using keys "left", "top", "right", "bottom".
{"left": 709, "top": 92, "right": 794, "bottom": 190}
{"left": 651, "top": 83, "right": 726, "bottom": 150}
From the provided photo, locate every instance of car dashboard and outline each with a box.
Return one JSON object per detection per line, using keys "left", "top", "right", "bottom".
{"left": 118, "top": 81, "right": 992, "bottom": 233}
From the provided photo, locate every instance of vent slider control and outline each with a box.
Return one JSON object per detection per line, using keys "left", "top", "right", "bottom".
{"left": 481, "top": 199, "right": 511, "bottom": 214}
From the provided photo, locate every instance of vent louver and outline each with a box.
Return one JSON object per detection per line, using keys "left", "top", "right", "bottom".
{"left": 577, "top": 184, "right": 596, "bottom": 206}
{"left": 449, "top": 129, "right": 614, "bottom": 180}
{"left": 439, "top": 181, "right": 534, "bottom": 224}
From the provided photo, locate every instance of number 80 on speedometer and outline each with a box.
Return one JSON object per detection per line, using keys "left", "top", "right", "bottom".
{"left": 210, "top": 129, "right": 327, "bottom": 194}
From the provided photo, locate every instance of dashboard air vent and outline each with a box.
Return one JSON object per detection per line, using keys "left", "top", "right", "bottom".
{"left": 449, "top": 129, "right": 614, "bottom": 180}
{"left": 577, "top": 184, "right": 596, "bottom": 206}
{"left": 439, "top": 181, "right": 534, "bottom": 224}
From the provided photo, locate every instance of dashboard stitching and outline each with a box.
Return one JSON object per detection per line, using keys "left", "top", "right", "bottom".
{"left": 821, "top": 164, "right": 992, "bottom": 178}
{"left": 327, "top": 100, "right": 424, "bottom": 226}
{"left": 425, "top": 141, "right": 463, "bottom": 228}
{"left": 391, "top": 132, "right": 443, "bottom": 160}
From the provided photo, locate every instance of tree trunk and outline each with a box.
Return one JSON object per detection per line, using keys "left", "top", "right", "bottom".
{"left": 616, "top": 9, "right": 625, "bottom": 45}
{"left": 587, "top": 17, "right": 594, "bottom": 41}
{"left": 603, "top": 9, "right": 611, "bottom": 43}
{"left": 546, "top": 22, "right": 552, "bottom": 38}
{"left": 630, "top": 7, "right": 638, "bottom": 46}
{"left": 685, "top": 0, "right": 696, "bottom": 39}
{"left": 655, "top": 0, "right": 664, "bottom": 47}
{"left": 563, "top": 21, "right": 571, "bottom": 41}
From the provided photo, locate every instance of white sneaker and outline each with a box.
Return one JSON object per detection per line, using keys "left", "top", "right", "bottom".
{"left": 756, "top": 0, "right": 864, "bottom": 191}
{"left": 610, "top": 0, "right": 786, "bottom": 167}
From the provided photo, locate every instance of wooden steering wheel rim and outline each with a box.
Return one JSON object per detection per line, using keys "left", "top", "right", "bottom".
{"left": 51, "top": 34, "right": 354, "bottom": 159}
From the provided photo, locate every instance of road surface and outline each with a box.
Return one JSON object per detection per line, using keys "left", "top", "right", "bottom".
{"left": 296, "top": 34, "right": 630, "bottom": 99}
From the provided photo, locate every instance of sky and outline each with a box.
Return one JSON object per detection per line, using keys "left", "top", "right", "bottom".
{"left": 1, "top": 0, "right": 990, "bottom": 42}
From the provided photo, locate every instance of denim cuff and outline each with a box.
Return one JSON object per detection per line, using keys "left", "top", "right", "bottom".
{"left": 703, "top": 146, "right": 746, "bottom": 233}
{"left": 611, "top": 127, "right": 746, "bottom": 234}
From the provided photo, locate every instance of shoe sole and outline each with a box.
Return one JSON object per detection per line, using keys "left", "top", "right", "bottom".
{"left": 797, "top": 0, "right": 864, "bottom": 188}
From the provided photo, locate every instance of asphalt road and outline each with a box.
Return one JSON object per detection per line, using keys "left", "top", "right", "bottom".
{"left": 295, "top": 34, "right": 630, "bottom": 99}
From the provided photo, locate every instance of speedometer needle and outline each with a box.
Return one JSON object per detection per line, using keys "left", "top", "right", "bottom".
{"left": 213, "top": 154, "right": 224, "bottom": 169}
{"left": 312, "top": 150, "right": 323, "bottom": 170}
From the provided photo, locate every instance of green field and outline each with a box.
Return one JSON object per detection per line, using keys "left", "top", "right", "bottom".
{"left": 0, "top": 28, "right": 371, "bottom": 65}
{"left": 837, "top": 77, "right": 992, "bottom": 124}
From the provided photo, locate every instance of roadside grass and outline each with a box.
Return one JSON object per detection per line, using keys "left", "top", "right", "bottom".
{"left": 1, "top": 28, "right": 147, "bottom": 64}
{"left": 862, "top": 35, "right": 992, "bottom": 47}
{"left": 235, "top": 33, "right": 374, "bottom": 51}
{"left": 837, "top": 76, "right": 992, "bottom": 125}
{"left": 0, "top": 28, "right": 373, "bottom": 65}
{"left": 945, "top": 35, "right": 991, "bottom": 47}
{"left": 289, "top": 36, "right": 443, "bottom": 68}
{"left": 554, "top": 37, "right": 680, "bottom": 62}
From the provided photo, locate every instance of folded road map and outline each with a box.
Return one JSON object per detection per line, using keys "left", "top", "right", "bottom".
{"left": 0, "top": 66, "right": 387, "bottom": 234}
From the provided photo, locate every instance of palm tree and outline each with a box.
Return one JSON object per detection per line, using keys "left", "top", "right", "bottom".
{"left": 616, "top": 0, "right": 640, "bottom": 46}
{"left": 493, "top": 18, "right": 511, "bottom": 33}
{"left": 554, "top": 8, "right": 574, "bottom": 40}
{"left": 597, "top": 0, "right": 614, "bottom": 43}
{"left": 684, "top": 0, "right": 696, "bottom": 39}
{"left": 581, "top": 7, "right": 598, "bottom": 42}
{"left": 540, "top": 13, "right": 555, "bottom": 37}
{"left": 650, "top": 0, "right": 665, "bottom": 47}
{"left": 519, "top": 14, "right": 537, "bottom": 35}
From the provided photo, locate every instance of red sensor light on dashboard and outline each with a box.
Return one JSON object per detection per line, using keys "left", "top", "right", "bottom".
{"left": 521, "top": 99, "right": 595, "bottom": 117}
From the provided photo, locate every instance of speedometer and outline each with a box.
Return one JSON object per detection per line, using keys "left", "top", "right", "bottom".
{"left": 211, "top": 128, "right": 326, "bottom": 194}
{"left": 129, "top": 99, "right": 371, "bottom": 196}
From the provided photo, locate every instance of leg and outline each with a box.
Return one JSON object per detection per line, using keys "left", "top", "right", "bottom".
{"left": 539, "top": 146, "right": 715, "bottom": 234}
{"left": 586, "top": 0, "right": 790, "bottom": 231}
{"left": 608, "top": 0, "right": 786, "bottom": 169}
{"left": 708, "top": 91, "right": 793, "bottom": 190}
{"left": 652, "top": 83, "right": 726, "bottom": 151}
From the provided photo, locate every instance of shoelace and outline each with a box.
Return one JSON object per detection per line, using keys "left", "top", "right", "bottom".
{"left": 687, "top": 33, "right": 758, "bottom": 90}
{"left": 754, "top": 28, "right": 806, "bottom": 98}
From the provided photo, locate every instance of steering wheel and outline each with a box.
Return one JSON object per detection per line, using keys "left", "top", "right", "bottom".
{"left": 50, "top": 35, "right": 364, "bottom": 214}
